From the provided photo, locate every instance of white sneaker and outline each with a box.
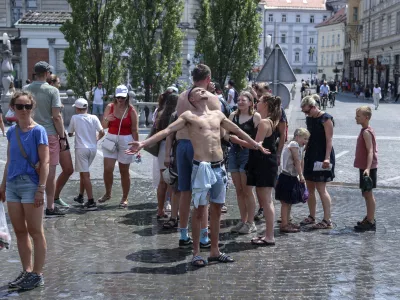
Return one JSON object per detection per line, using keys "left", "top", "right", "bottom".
{"left": 239, "top": 222, "right": 257, "bottom": 234}
{"left": 165, "top": 202, "right": 171, "bottom": 212}
{"left": 230, "top": 221, "right": 245, "bottom": 233}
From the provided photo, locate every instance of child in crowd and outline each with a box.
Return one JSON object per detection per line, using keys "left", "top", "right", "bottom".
{"left": 275, "top": 128, "right": 310, "bottom": 233}
{"left": 68, "top": 98, "right": 105, "bottom": 210}
{"left": 354, "top": 106, "right": 377, "bottom": 231}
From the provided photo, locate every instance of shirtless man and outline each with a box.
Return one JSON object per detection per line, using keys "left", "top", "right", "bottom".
{"left": 174, "top": 64, "right": 221, "bottom": 249}
{"left": 126, "top": 87, "right": 268, "bottom": 266}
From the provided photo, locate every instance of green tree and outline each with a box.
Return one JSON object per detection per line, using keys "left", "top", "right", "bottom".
{"left": 60, "top": 0, "right": 124, "bottom": 98}
{"left": 120, "top": 0, "right": 184, "bottom": 102}
{"left": 195, "top": 0, "right": 262, "bottom": 90}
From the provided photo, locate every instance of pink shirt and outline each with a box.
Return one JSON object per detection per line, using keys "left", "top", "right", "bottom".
{"left": 354, "top": 126, "right": 378, "bottom": 170}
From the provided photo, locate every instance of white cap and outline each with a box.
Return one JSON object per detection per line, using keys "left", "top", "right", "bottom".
{"left": 73, "top": 98, "right": 88, "bottom": 109}
{"left": 115, "top": 85, "right": 128, "bottom": 98}
{"left": 167, "top": 86, "right": 178, "bottom": 93}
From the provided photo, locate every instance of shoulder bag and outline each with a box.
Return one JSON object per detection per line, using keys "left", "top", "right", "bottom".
{"left": 102, "top": 106, "right": 129, "bottom": 153}
{"left": 143, "top": 126, "right": 160, "bottom": 157}
{"left": 15, "top": 125, "right": 40, "bottom": 175}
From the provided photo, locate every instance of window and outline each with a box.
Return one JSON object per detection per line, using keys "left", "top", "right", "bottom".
{"left": 379, "top": 19, "right": 383, "bottom": 36}
{"left": 310, "top": 15, "right": 314, "bottom": 23}
{"left": 295, "top": 52, "right": 300, "bottom": 62}
{"left": 323, "top": 15, "right": 327, "bottom": 22}
{"left": 337, "top": 34, "right": 340, "bottom": 46}
{"left": 310, "top": 37, "right": 314, "bottom": 44}
{"left": 397, "top": 12, "right": 400, "bottom": 34}
{"left": 331, "top": 35, "right": 334, "bottom": 46}
{"left": 353, "top": 7, "right": 358, "bottom": 22}
{"left": 322, "top": 36, "right": 325, "bottom": 47}
{"left": 282, "top": 14, "right": 287, "bottom": 22}
{"left": 387, "top": 15, "right": 391, "bottom": 35}
{"left": 321, "top": 54, "right": 324, "bottom": 66}
{"left": 295, "top": 36, "right": 300, "bottom": 43}
{"left": 331, "top": 54, "right": 334, "bottom": 65}
{"left": 372, "top": 22, "right": 375, "bottom": 40}
{"left": 281, "top": 33, "right": 286, "bottom": 44}
{"left": 268, "top": 14, "right": 273, "bottom": 22}
{"left": 296, "top": 15, "right": 301, "bottom": 22}
{"left": 337, "top": 53, "right": 340, "bottom": 63}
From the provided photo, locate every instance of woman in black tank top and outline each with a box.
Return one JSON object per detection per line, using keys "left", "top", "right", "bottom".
{"left": 226, "top": 92, "right": 261, "bottom": 234}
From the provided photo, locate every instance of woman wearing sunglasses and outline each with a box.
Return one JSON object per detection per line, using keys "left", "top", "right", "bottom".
{"left": 0, "top": 91, "right": 49, "bottom": 290}
{"left": 98, "top": 85, "right": 139, "bottom": 208}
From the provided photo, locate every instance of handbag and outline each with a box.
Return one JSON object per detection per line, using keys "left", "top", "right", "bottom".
{"left": 102, "top": 106, "right": 129, "bottom": 152}
{"left": 143, "top": 126, "right": 160, "bottom": 157}
{"left": 15, "top": 125, "right": 40, "bottom": 175}
{"left": 313, "top": 161, "right": 332, "bottom": 171}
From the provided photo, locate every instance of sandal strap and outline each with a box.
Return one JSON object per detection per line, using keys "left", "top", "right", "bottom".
{"left": 322, "top": 219, "right": 332, "bottom": 226}
{"left": 308, "top": 215, "right": 315, "bottom": 221}
{"left": 218, "top": 253, "right": 231, "bottom": 262}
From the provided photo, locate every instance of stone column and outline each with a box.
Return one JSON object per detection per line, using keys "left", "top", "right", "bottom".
{"left": 48, "top": 38, "right": 56, "bottom": 72}
{"left": 21, "top": 38, "right": 28, "bottom": 83}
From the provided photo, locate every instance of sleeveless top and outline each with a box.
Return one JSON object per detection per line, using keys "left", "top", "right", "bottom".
{"left": 354, "top": 126, "right": 378, "bottom": 170}
{"left": 232, "top": 113, "right": 256, "bottom": 138}
{"left": 108, "top": 103, "right": 133, "bottom": 135}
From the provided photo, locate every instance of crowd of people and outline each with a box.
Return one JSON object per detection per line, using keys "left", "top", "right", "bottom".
{"left": 0, "top": 62, "right": 378, "bottom": 289}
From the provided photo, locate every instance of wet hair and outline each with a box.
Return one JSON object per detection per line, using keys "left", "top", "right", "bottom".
{"left": 235, "top": 91, "right": 254, "bottom": 116}
{"left": 157, "top": 93, "right": 179, "bottom": 131}
{"left": 46, "top": 74, "right": 59, "bottom": 86}
{"left": 259, "top": 93, "right": 281, "bottom": 127}
{"left": 356, "top": 106, "right": 372, "bottom": 119}
{"left": 293, "top": 128, "right": 310, "bottom": 140}
{"left": 301, "top": 95, "right": 317, "bottom": 108}
{"left": 192, "top": 64, "right": 211, "bottom": 82}
{"left": 10, "top": 91, "right": 37, "bottom": 110}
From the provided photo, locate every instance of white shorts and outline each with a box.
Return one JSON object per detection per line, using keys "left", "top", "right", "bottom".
{"left": 75, "top": 148, "right": 97, "bottom": 172}
{"left": 102, "top": 133, "right": 134, "bottom": 164}
{"left": 158, "top": 140, "right": 166, "bottom": 170}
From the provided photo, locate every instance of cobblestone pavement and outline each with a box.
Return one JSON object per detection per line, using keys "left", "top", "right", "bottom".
{"left": 1, "top": 89, "right": 400, "bottom": 299}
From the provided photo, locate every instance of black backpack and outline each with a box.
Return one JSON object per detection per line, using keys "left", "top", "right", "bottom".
{"left": 233, "top": 89, "right": 239, "bottom": 104}
{"left": 219, "top": 97, "right": 233, "bottom": 118}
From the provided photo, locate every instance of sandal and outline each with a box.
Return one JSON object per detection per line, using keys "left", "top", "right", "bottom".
{"left": 289, "top": 222, "right": 301, "bottom": 230}
{"left": 221, "top": 205, "right": 228, "bottom": 213}
{"left": 250, "top": 236, "right": 275, "bottom": 246}
{"left": 300, "top": 215, "right": 315, "bottom": 226}
{"left": 163, "top": 218, "right": 178, "bottom": 229}
{"left": 312, "top": 219, "right": 333, "bottom": 230}
{"left": 191, "top": 255, "right": 207, "bottom": 267}
{"left": 98, "top": 195, "right": 111, "bottom": 203}
{"left": 280, "top": 225, "right": 300, "bottom": 233}
{"left": 157, "top": 213, "right": 169, "bottom": 220}
{"left": 208, "top": 252, "right": 234, "bottom": 263}
{"left": 119, "top": 200, "right": 128, "bottom": 208}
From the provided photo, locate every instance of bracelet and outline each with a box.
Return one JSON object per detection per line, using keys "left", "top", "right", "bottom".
{"left": 59, "top": 137, "right": 66, "bottom": 140}
{"left": 38, "top": 184, "right": 46, "bottom": 188}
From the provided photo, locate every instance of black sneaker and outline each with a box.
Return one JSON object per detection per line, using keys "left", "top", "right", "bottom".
{"left": 254, "top": 208, "right": 264, "bottom": 221}
{"left": 16, "top": 272, "right": 44, "bottom": 290}
{"left": 354, "top": 219, "right": 376, "bottom": 232}
{"left": 8, "top": 271, "right": 28, "bottom": 288}
{"left": 45, "top": 207, "right": 65, "bottom": 218}
{"left": 82, "top": 201, "right": 98, "bottom": 211}
{"left": 74, "top": 194, "right": 84, "bottom": 204}
{"left": 179, "top": 237, "right": 193, "bottom": 249}
{"left": 200, "top": 240, "right": 225, "bottom": 251}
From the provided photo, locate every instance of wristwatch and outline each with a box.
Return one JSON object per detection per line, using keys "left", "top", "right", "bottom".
{"left": 59, "top": 136, "right": 66, "bottom": 140}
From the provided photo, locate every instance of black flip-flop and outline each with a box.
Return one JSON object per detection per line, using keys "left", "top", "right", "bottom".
{"left": 191, "top": 256, "right": 207, "bottom": 267}
{"left": 208, "top": 252, "right": 234, "bottom": 263}
{"left": 251, "top": 237, "right": 276, "bottom": 246}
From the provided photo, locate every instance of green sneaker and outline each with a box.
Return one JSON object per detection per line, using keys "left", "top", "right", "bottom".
{"left": 54, "top": 198, "right": 70, "bottom": 208}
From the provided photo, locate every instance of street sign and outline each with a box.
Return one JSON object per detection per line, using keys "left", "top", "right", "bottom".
{"left": 381, "top": 56, "right": 390, "bottom": 65}
{"left": 355, "top": 60, "right": 362, "bottom": 67}
{"left": 272, "top": 83, "right": 291, "bottom": 109}
{"left": 256, "top": 44, "right": 296, "bottom": 83}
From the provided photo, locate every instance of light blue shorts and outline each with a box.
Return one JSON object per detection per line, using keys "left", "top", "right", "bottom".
{"left": 191, "top": 162, "right": 227, "bottom": 206}
{"left": 92, "top": 103, "right": 104, "bottom": 115}
{"left": 6, "top": 175, "right": 37, "bottom": 204}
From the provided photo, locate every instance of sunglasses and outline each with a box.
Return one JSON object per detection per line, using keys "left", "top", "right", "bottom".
{"left": 15, "top": 104, "right": 33, "bottom": 110}
{"left": 301, "top": 107, "right": 312, "bottom": 114}
{"left": 116, "top": 97, "right": 126, "bottom": 100}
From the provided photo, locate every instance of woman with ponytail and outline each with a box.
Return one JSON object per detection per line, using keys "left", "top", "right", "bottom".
{"left": 229, "top": 93, "right": 281, "bottom": 246}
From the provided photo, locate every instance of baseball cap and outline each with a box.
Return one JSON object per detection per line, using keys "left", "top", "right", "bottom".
{"left": 34, "top": 61, "right": 52, "bottom": 73}
{"left": 115, "top": 85, "right": 128, "bottom": 98}
{"left": 73, "top": 98, "right": 88, "bottom": 109}
{"left": 166, "top": 86, "right": 179, "bottom": 93}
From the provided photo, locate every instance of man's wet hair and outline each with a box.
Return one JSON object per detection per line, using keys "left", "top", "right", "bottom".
{"left": 192, "top": 64, "right": 211, "bottom": 82}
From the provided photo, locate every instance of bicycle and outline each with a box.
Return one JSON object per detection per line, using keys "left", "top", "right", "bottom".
{"left": 328, "top": 91, "right": 336, "bottom": 108}
{"left": 320, "top": 94, "right": 328, "bottom": 110}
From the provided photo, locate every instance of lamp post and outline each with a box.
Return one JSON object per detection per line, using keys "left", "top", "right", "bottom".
{"left": 264, "top": 34, "right": 272, "bottom": 60}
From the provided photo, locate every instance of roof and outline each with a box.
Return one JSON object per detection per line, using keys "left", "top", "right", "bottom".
{"left": 18, "top": 11, "right": 71, "bottom": 25}
{"left": 260, "top": 0, "right": 327, "bottom": 10}
{"left": 315, "top": 7, "right": 346, "bottom": 27}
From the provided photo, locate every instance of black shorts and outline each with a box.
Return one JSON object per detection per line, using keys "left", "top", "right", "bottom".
{"left": 359, "top": 168, "right": 377, "bottom": 189}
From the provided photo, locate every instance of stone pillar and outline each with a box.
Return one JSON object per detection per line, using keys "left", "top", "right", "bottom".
{"left": 62, "top": 89, "right": 75, "bottom": 127}
{"left": 21, "top": 38, "right": 28, "bottom": 83}
{"left": 48, "top": 38, "right": 56, "bottom": 72}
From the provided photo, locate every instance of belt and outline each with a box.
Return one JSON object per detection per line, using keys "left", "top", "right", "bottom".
{"left": 193, "top": 160, "right": 223, "bottom": 168}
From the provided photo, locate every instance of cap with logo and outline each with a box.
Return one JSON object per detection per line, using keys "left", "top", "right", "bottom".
{"left": 73, "top": 98, "right": 88, "bottom": 109}
{"left": 34, "top": 61, "right": 52, "bottom": 73}
{"left": 115, "top": 85, "right": 128, "bottom": 98}
{"left": 166, "top": 86, "right": 179, "bottom": 93}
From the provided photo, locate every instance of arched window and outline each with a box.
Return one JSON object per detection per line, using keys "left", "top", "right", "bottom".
{"left": 295, "top": 52, "right": 300, "bottom": 62}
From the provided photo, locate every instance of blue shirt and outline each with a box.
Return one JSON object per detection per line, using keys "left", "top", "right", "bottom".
{"left": 6, "top": 125, "right": 48, "bottom": 185}
{"left": 320, "top": 84, "right": 330, "bottom": 95}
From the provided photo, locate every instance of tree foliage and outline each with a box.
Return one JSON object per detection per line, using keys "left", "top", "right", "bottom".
{"left": 120, "top": 0, "right": 184, "bottom": 101}
{"left": 195, "top": 0, "right": 262, "bottom": 90}
{"left": 60, "top": 0, "right": 124, "bottom": 98}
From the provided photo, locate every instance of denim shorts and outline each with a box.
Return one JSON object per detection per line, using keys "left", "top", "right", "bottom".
{"left": 227, "top": 146, "right": 249, "bottom": 173}
{"left": 92, "top": 104, "right": 104, "bottom": 115}
{"left": 6, "top": 175, "right": 38, "bottom": 204}
{"left": 176, "top": 140, "right": 194, "bottom": 192}
{"left": 191, "top": 163, "right": 227, "bottom": 205}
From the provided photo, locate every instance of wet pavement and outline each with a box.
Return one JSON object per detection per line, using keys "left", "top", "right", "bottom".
{"left": 0, "top": 90, "right": 400, "bottom": 299}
